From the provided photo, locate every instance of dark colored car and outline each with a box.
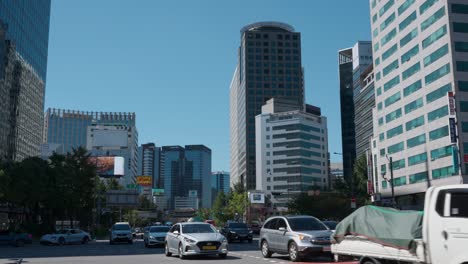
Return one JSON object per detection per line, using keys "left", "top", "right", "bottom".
{"left": 0, "top": 230, "right": 32, "bottom": 247}
{"left": 250, "top": 223, "right": 261, "bottom": 235}
{"left": 322, "top": 221, "right": 338, "bottom": 231}
{"left": 221, "top": 222, "right": 253, "bottom": 243}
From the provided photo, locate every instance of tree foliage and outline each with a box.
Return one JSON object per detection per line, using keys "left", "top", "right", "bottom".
{"left": 288, "top": 192, "right": 352, "bottom": 220}
{"left": 334, "top": 154, "right": 370, "bottom": 206}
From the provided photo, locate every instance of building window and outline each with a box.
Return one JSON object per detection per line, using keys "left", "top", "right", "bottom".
{"left": 377, "top": 87, "right": 382, "bottom": 96}
{"left": 375, "top": 57, "right": 381, "bottom": 66}
{"left": 379, "top": 133, "right": 385, "bottom": 142}
{"left": 266, "top": 152, "right": 270, "bottom": 156}
{"left": 420, "top": 0, "right": 438, "bottom": 15}
{"left": 426, "top": 83, "right": 452, "bottom": 103}
{"left": 457, "top": 61, "right": 468, "bottom": 72}
{"left": 385, "top": 108, "right": 402, "bottom": 123}
{"left": 425, "top": 63, "right": 450, "bottom": 85}
{"left": 409, "top": 171, "right": 428, "bottom": 184}
{"left": 432, "top": 166, "right": 455, "bottom": 179}
{"left": 406, "top": 115, "right": 425, "bottom": 131}
{"left": 408, "top": 152, "right": 427, "bottom": 166}
{"left": 431, "top": 145, "right": 452, "bottom": 160}
{"left": 401, "top": 28, "right": 418, "bottom": 47}
{"left": 459, "top": 81, "right": 468, "bottom": 92}
{"left": 421, "top": 7, "right": 445, "bottom": 32}
{"left": 379, "top": 117, "right": 384, "bottom": 126}
{"left": 429, "top": 126, "right": 449, "bottom": 141}
{"left": 380, "top": 0, "right": 395, "bottom": 17}
{"left": 399, "top": 11, "right": 417, "bottom": 31}
{"left": 453, "top": 22, "right": 468, "bottom": 33}
{"left": 266, "top": 144, "right": 270, "bottom": 148}
{"left": 401, "top": 44, "right": 419, "bottom": 64}
{"left": 266, "top": 135, "right": 270, "bottom": 140}
{"left": 407, "top": 133, "right": 426, "bottom": 148}
{"left": 387, "top": 125, "right": 403, "bottom": 139}
{"left": 422, "top": 25, "right": 447, "bottom": 49}
{"left": 378, "top": 102, "right": 383, "bottom": 111}
{"left": 392, "top": 176, "right": 407, "bottom": 187}
{"left": 384, "top": 91, "right": 401, "bottom": 107}
{"left": 452, "top": 3, "right": 468, "bottom": 14}
{"left": 372, "top": 14, "right": 378, "bottom": 24}
{"left": 462, "top": 122, "right": 468, "bottom": 133}
{"left": 384, "top": 76, "right": 400, "bottom": 92}
{"left": 403, "top": 80, "right": 422, "bottom": 97}
{"left": 374, "top": 42, "right": 380, "bottom": 52}
{"left": 373, "top": 28, "right": 379, "bottom": 38}
{"left": 427, "top": 105, "right": 448, "bottom": 122}
{"left": 461, "top": 101, "right": 468, "bottom": 112}
{"left": 455, "top": 42, "right": 468, "bottom": 52}
{"left": 383, "top": 59, "right": 399, "bottom": 77}
{"left": 398, "top": 0, "right": 415, "bottom": 15}
{"left": 404, "top": 98, "right": 424, "bottom": 114}
{"left": 402, "top": 62, "right": 421, "bottom": 80}
{"left": 382, "top": 44, "right": 398, "bottom": 62}
{"left": 392, "top": 159, "right": 406, "bottom": 170}
{"left": 424, "top": 44, "right": 449, "bottom": 67}
{"left": 388, "top": 142, "right": 405, "bottom": 154}
{"left": 380, "top": 148, "right": 386, "bottom": 157}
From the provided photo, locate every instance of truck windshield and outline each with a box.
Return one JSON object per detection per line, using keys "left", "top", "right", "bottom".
{"left": 288, "top": 217, "right": 327, "bottom": 231}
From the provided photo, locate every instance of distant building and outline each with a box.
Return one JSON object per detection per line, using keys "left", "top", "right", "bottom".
{"left": 211, "top": 171, "right": 230, "bottom": 202}
{"left": 86, "top": 124, "right": 138, "bottom": 187}
{"left": 256, "top": 98, "right": 329, "bottom": 209}
{"left": 162, "top": 145, "right": 212, "bottom": 209}
{"left": 137, "top": 143, "right": 161, "bottom": 189}
{"left": 230, "top": 22, "right": 305, "bottom": 191}
{"left": 40, "top": 143, "right": 62, "bottom": 159}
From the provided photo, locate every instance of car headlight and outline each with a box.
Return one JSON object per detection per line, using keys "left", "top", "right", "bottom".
{"left": 184, "top": 237, "right": 196, "bottom": 243}
{"left": 298, "top": 234, "right": 312, "bottom": 241}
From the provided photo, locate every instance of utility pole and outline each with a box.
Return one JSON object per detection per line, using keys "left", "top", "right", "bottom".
{"left": 389, "top": 156, "right": 395, "bottom": 207}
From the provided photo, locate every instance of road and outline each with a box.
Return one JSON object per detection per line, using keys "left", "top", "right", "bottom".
{"left": 0, "top": 239, "right": 357, "bottom": 264}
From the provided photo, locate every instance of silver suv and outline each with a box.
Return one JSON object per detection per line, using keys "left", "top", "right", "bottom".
{"left": 259, "top": 215, "right": 332, "bottom": 262}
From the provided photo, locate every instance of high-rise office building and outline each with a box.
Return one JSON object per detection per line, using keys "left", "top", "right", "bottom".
{"left": 43, "top": 108, "right": 136, "bottom": 155}
{"left": 0, "top": 1, "right": 51, "bottom": 161}
{"left": 369, "top": 0, "right": 468, "bottom": 208}
{"left": 338, "top": 41, "right": 374, "bottom": 182}
{"left": 162, "top": 145, "right": 212, "bottom": 209}
{"left": 137, "top": 143, "right": 161, "bottom": 189}
{"left": 230, "top": 22, "right": 305, "bottom": 191}
{"left": 86, "top": 124, "right": 138, "bottom": 187}
{"left": 211, "top": 171, "right": 230, "bottom": 202}
{"left": 256, "top": 98, "right": 329, "bottom": 209}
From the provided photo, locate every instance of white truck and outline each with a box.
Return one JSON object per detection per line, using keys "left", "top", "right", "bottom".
{"left": 332, "top": 185, "right": 468, "bottom": 264}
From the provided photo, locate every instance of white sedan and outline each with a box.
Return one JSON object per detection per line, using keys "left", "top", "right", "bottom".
{"left": 40, "top": 229, "right": 91, "bottom": 245}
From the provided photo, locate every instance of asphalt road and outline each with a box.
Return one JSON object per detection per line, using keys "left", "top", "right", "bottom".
{"left": 0, "top": 238, "right": 357, "bottom": 264}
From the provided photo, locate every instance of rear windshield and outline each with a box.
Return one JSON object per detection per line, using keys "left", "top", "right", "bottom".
{"left": 182, "top": 224, "right": 215, "bottom": 234}
{"left": 288, "top": 218, "right": 327, "bottom": 231}
{"left": 229, "top": 223, "right": 247, "bottom": 228}
{"left": 113, "top": 224, "right": 130, "bottom": 231}
{"left": 323, "top": 221, "right": 337, "bottom": 229}
{"left": 150, "top": 226, "right": 170, "bottom": 233}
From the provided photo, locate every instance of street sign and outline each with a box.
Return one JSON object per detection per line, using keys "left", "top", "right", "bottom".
{"left": 152, "top": 188, "right": 164, "bottom": 196}
{"left": 448, "top": 92, "right": 456, "bottom": 116}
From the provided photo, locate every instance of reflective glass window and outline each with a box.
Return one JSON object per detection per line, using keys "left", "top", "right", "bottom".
{"left": 427, "top": 105, "right": 448, "bottom": 122}
{"left": 429, "top": 126, "right": 449, "bottom": 141}
{"left": 426, "top": 83, "right": 452, "bottom": 103}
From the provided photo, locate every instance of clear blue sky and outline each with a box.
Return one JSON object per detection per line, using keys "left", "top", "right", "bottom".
{"left": 45, "top": 0, "right": 371, "bottom": 171}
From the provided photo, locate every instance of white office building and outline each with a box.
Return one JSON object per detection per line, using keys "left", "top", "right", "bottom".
{"left": 256, "top": 99, "right": 329, "bottom": 209}
{"left": 369, "top": 0, "right": 468, "bottom": 207}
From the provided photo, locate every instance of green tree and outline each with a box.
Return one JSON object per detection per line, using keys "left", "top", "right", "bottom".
{"left": 232, "top": 181, "right": 245, "bottom": 194}
{"left": 288, "top": 192, "right": 352, "bottom": 220}
{"left": 139, "top": 196, "right": 154, "bottom": 210}
{"left": 196, "top": 208, "right": 212, "bottom": 221}
{"left": 228, "top": 192, "right": 248, "bottom": 221}
{"left": 212, "top": 192, "right": 230, "bottom": 225}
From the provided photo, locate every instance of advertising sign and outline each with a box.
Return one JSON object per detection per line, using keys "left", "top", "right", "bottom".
{"left": 152, "top": 189, "right": 164, "bottom": 196}
{"left": 453, "top": 145, "right": 460, "bottom": 174}
{"left": 136, "top": 176, "right": 152, "bottom": 186}
{"left": 448, "top": 92, "right": 456, "bottom": 116}
{"left": 248, "top": 192, "right": 265, "bottom": 204}
{"left": 449, "top": 117, "right": 457, "bottom": 143}
{"left": 89, "top": 156, "right": 124, "bottom": 177}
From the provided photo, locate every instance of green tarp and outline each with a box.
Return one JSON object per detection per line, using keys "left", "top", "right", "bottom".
{"left": 333, "top": 205, "right": 423, "bottom": 250}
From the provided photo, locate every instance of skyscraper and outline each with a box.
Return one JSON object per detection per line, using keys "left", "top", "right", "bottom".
{"left": 162, "top": 145, "right": 212, "bottom": 209}
{"left": 369, "top": 0, "right": 468, "bottom": 208}
{"left": 0, "top": 1, "right": 51, "bottom": 161}
{"left": 211, "top": 171, "right": 230, "bottom": 202}
{"left": 137, "top": 143, "right": 161, "bottom": 189}
{"left": 230, "top": 22, "right": 305, "bottom": 190}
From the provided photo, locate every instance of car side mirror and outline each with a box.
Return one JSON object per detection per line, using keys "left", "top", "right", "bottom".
{"left": 278, "top": 227, "right": 287, "bottom": 232}
{"left": 173, "top": 230, "right": 179, "bottom": 235}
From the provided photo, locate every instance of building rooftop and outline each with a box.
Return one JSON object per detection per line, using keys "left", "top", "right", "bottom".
{"left": 241, "top": 21, "right": 295, "bottom": 34}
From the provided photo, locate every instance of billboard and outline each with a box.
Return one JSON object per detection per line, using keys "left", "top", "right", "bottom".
{"left": 152, "top": 189, "right": 164, "bottom": 196}
{"left": 90, "top": 129, "right": 128, "bottom": 148}
{"left": 249, "top": 192, "right": 265, "bottom": 204}
{"left": 137, "top": 176, "right": 152, "bottom": 186}
{"left": 89, "top": 156, "right": 124, "bottom": 177}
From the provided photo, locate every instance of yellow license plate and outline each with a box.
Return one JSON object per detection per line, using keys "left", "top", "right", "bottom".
{"left": 202, "top": 246, "right": 217, "bottom": 250}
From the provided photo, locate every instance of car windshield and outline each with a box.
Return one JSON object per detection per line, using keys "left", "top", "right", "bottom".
{"left": 229, "top": 223, "right": 247, "bottom": 228}
{"left": 150, "top": 226, "right": 170, "bottom": 233}
{"left": 182, "top": 224, "right": 215, "bottom": 234}
{"left": 288, "top": 217, "right": 328, "bottom": 231}
{"left": 323, "top": 221, "right": 337, "bottom": 229}
{"left": 113, "top": 224, "right": 130, "bottom": 231}
{"left": 57, "top": 230, "right": 69, "bottom": 234}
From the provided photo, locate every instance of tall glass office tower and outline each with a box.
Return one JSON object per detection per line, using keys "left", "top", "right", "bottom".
{"left": 230, "top": 22, "right": 305, "bottom": 190}
{"left": 0, "top": 0, "right": 51, "bottom": 161}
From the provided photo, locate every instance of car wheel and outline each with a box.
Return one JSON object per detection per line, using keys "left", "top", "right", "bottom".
{"left": 81, "top": 236, "right": 89, "bottom": 244}
{"left": 58, "top": 237, "right": 65, "bottom": 246}
{"left": 178, "top": 243, "right": 186, "bottom": 259}
{"left": 219, "top": 253, "right": 227, "bottom": 259}
{"left": 288, "top": 241, "right": 302, "bottom": 262}
{"left": 165, "top": 243, "right": 172, "bottom": 256}
{"left": 261, "top": 240, "right": 272, "bottom": 258}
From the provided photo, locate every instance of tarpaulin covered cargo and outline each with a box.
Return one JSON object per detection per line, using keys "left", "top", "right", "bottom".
{"left": 333, "top": 205, "right": 423, "bottom": 250}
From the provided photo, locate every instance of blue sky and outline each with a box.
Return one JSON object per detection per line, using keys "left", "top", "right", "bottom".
{"left": 45, "top": 0, "right": 371, "bottom": 171}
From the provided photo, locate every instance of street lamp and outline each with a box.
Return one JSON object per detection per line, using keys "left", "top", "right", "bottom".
{"left": 382, "top": 155, "right": 396, "bottom": 207}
